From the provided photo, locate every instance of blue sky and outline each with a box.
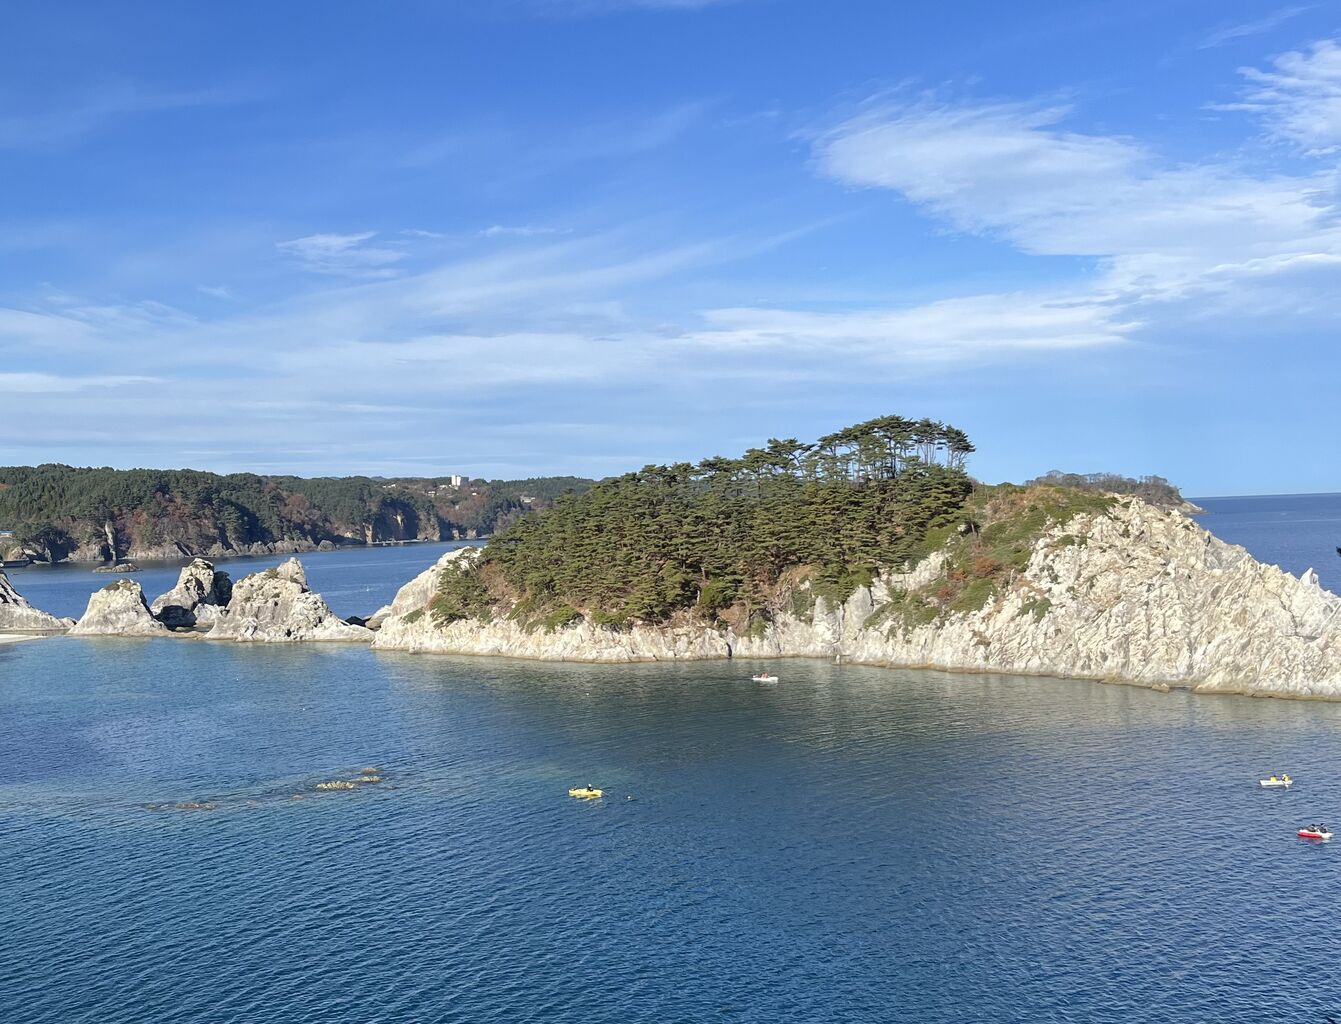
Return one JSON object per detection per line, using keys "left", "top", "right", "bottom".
{"left": 2, "top": 0, "right": 1340, "bottom": 494}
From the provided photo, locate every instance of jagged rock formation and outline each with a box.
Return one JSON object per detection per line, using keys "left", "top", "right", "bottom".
{"left": 207, "top": 558, "right": 372, "bottom": 643}
{"left": 0, "top": 569, "right": 69, "bottom": 633}
{"left": 151, "top": 559, "right": 233, "bottom": 627}
{"left": 372, "top": 499, "right": 1341, "bottom": 698}
{"left": 69, "top": 579, "right": 169, "bottom": 637}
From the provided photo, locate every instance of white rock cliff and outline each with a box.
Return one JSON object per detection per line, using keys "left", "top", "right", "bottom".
{"left": 69, "top": 579, "right": 169, "bottom": 637}
{"left": 371, "top": 499, "right": 1341, "bottom": 698}
{"left": 151, "top": 558, "right": 233, "bottom": 627}
{"left": 207, "top": 557, "right": 372, "bottom": 643}
{"left": 0, "top": 569, "right": 69, "bottom": 633}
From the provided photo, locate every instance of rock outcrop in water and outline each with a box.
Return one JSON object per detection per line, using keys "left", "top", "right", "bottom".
{"left": 0, "top": 569, "right": 69, "bottom": 633}
{"left": 207, "top": 558, "right": 372, "bottom": 643}
{"left": 151, "top": 559, "right": 233, "bottom": 628}
{"left": 372, "top": 498, "right": 1341, "bottom": 699}
{"left": 69, "top": 579, "right": 169, "bottom": 637}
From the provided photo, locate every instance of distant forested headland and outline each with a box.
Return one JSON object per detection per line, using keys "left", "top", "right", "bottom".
{"left": 0, "top": 466, "right": 592, "bottom": 562}
{"left": 1022, "top": 471, "right": 1197, "bottom": 510}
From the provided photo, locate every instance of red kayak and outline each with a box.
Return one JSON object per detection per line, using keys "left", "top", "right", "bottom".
{"left": 1298, "top": 829, "right": 1333, "bottom": 840}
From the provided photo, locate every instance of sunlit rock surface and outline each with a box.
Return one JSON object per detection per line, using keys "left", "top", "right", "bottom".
{"left": 69, "top": 579, "right": 168, "bottom": 637}
{"left": 0, "top": 569, "right": 68, "bottom": 633}
{"left": 207, "top": 558, "right": 372, "bottom": 643}
{"left": 372, "top": 499, "right": 1341, "bottom": 698}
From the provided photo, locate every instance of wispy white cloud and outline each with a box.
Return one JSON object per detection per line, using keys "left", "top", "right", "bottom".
{"left": 814, "top": 95, "right": 1341, "bottom": 301}
{"left": 480, "top": 224, "right": 569, "bottom": 238}
{"left": 681, "top": 292, "right": 1135, "bottom": 363}
{"left": 1, "top": 221, "right": 1083, "bottom": 473}
{"left": 1228, "top": 38, "right": 1341, "bottom": 152}
{"left": 275, "top": 231, "right": 406, "bottom": 278}
{"left": 0, "top": 307, "right": 95, "bottom": 346}
{"left": 1199, "top": 5, "right": 1312, "bottom": 49}
{"left": 0, "top": 84, "right": 248, "bottom": 151}
{"left": 197, "top": 284, "right": 234, "bottom": 300}
{"left": 0, "top": 372, "right": 157, "bottom": 394}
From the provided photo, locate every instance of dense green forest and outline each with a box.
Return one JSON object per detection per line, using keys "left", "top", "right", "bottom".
{"left": 0, "top": 466, "right": 592, "bottom": 561}
{"left": 432, "top": 416, "right": 979, "bottom": 630}
{"left": 1022, "top": 471, "right": 1192, "bottom": 508}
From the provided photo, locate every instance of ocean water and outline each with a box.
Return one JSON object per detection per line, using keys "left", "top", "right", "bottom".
{"left": 3, "top": 497, "right": 1341, "bottom": 1022}
{"left": 1194, "top": 492, "right": 1341, "bottom": 596}
{"left": 4, "top": 541, "right": 473, "bottom": 622}
{"left": 5, "top": 645, "right": 1341, "bottom": 1021}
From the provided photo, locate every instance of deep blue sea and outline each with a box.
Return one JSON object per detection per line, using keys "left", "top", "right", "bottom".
{"left": 1193, "top": 492, "right": 1341, "bottom": 596}
{"left": 3, "top": 496, "right": 1341, "bottom": 1023}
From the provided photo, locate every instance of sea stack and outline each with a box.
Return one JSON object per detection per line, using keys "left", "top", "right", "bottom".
{"left": 0, "top": 569, "right": 69, "bottom": 633}
{"left": 151, "top": 558, "right": 233, "bottom": 627}
{"left": 69, "top": 579, "right": 169, "bottom": 637}
{"left": 206, "top": 557, "right": 373, "bottom": 642}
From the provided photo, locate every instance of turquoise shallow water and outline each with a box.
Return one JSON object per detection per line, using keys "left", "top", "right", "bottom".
{"left": 5, "top": 640, "right": 1341, "bottom": 1022}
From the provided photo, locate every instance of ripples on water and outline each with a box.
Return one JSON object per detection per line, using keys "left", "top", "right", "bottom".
{"left": 4, "top": 637, "right": 1341, "bottom": 1022}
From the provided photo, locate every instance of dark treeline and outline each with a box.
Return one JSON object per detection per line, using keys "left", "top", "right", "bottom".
{"left": 1022, "top": 471, "right": 1190, "bottom": 508}
{"left": 0, "top": 465, "right": 593, "bottom": 559}
{"left": 464, "top": 416, "right": 976, "bottom": 627}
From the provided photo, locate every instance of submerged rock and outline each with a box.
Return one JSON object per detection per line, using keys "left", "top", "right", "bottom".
{"left": 207, "top": 557, "right": 372, "bottom": 643}
{"left": 0, "top": 569, "right": 69, "bottom": 633}
{"left": 69, "top": 579, "right": 169, "bottom": 637}
{"left": 93, "top": 561, "right": 140, "bottom": 574}
{"left": 151, "top": 558, "right": 233, "bottom": 627}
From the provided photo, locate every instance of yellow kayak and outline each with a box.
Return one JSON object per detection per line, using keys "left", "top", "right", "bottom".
{"left": 568, "top": 787, "right": 603, "bottom": 799}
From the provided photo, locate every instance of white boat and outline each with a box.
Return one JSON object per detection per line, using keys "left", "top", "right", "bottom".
{"left": 1259, "top": 776, "right": 1293, "bottom": 788}
{"left": 1298, "top": 828, "right": 1332, "bottom": 840}
{"left": 752, "top": 674, "right": 779, "bottom": 683}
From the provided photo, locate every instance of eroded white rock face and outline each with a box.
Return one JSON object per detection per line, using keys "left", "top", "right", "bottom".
{"left": 151, "top": 559, "right": 233, "bottom": 627}
{"left": 371, "top": 499, "right": 1341, "bottom": 697}
{"left": 207, "top": 558, "right": 371, "bottom": 643}
{"left": 367, "top": 547, "right": 476, "bottom": 629}
{"left": 69, "top": 579, "right": 168, "bottom": 637}
{"left": 0, "top": 569, "right": 69, "bottom": 633}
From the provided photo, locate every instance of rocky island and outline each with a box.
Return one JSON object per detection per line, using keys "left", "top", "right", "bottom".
{"left": 205, "top": 558, "right": 370, "bottom": 643}
{"left": 4, "top": 414, "right": 1340, "bottom": 700}
{"left": 369, "top": 416, "right": 1341, "bottom": 699}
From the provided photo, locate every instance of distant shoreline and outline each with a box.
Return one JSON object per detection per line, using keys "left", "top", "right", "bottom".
{"left": 6, "top": 539, "right": 477, "bottom": 577}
